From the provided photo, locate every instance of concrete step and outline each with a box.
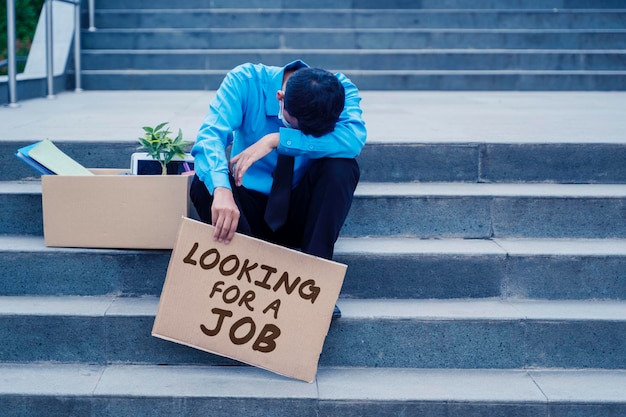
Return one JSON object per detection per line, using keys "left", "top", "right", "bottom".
{"left": 3, "top": 181, "right": 626, "bottom": 238}
{"left": 358, "top": 142, "right": 626, "bottom": 184}
{"left": 2, "top": 363, "right": 625, "bottom": 417}
{"left": 78, "top": 69, "right": 626, "bottom": 91}
{"left": 80, "top": 49, "right": 626, "bottom": 72}
{"left": 90, "top": 10, "right": 626, "bottom": 30}
{"left": 338, "top": 237, "right": 626, "bottom": 300}
{"left": 1, "top": 296, "right": 625, "bottom": 369}
{"left": 80, "top": 28, "right": 626, "bottom": 50}
{"left": 3, "top": 235, "right": 625, "bottom": 300}
{"left": 347, "top": 182, "right": 626, "bottom": 239}
{"left": 87, "top": 0, "right": 626, "bottom": 10}
{"left": 4, "top": 140, "right": 626, "bottom": 184}
{"left": 0, "top": 296, "right": 626, "bottom": 369}
{"left": 78, "top": 4, "right": 626, "bottom": 92}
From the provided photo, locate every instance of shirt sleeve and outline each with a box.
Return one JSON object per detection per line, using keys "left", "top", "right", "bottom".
{"left": 277, "top": 72, "right": 367, "bottom": 159}
{"left": 191, "top": 67, "right": 249, "bottom": 193}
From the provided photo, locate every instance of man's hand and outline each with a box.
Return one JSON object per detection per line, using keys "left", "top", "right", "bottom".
{"left": 213, "top": 133, "right": 279, "bottom": 243}
{"left": 211, "top": 187, "right": 239, "bottom": 244}
{"left": 229, "top": 133, "right": 279, "bottom": 187}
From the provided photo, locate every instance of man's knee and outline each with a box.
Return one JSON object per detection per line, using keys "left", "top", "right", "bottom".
{"left": 311, "top": 158, "right": 360, "bottom": 190}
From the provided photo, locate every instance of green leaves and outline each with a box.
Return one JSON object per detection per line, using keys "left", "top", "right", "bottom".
{"left": 137, "top": 122, "right": 193, "bottom": 175}
{"left": 0, "top": 0, "right": 45, "bottom": 75}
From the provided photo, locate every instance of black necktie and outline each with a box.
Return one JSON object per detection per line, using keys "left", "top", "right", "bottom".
{"left": 264, "top": 154, "right": 294, "bottom": 231}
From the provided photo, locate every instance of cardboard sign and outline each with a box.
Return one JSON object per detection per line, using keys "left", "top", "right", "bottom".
{"left": 152, "top": 217, "right": 347, "bottom": 382}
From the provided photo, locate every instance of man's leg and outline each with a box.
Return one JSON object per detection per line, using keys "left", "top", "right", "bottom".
{"left": 280, "top": 158, "right": 360, "bottom": 260}
{"left": 290, "top": 158, "right": 360, "bottom": 319}
{"left": 189, "top": 174, "right": 214, "bottom": 224}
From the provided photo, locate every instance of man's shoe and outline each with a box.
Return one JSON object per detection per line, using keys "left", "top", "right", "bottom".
{"left": 332, "top": 305, "right": 341, "bottom": 319}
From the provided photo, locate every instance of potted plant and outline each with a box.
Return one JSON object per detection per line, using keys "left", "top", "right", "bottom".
{"left": 138, "top": 122, "right": 192, "bottom": 175}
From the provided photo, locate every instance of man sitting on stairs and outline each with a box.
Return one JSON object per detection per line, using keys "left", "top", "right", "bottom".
{"left": 190, "top": 60, "right": 367, "bottom": 318}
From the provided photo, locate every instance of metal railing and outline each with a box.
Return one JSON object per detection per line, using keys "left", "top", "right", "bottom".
{"left": 4, "top": 0, "right": 84, "bottom": 107}
{"left": 5, "top": 0, "right": 19, "bottom": 107}
{"left": 89, "top": 0, "right": 95, "bottom": 31}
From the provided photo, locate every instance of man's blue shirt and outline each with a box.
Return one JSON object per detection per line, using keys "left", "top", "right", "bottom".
{"left": 191, "top": 60, "right": 367, "bottom": 195}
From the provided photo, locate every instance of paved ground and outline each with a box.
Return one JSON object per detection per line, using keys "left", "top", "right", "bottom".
{"left": 1, "top": 90, "right": 626, "bottom": 144}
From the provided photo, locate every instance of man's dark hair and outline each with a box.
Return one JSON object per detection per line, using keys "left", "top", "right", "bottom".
{"left": 284, "top": 68, "right": 345, "bottom": 137}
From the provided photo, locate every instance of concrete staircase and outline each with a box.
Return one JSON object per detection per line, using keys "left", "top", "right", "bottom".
{"left": 77, "top": 0, "right": 626, "bottom": 90}
{"left": 2, "top": 102, "right": 626, "bottom": 414}
{"left": 1, "top": 0, "right": 626, "bottom": 415}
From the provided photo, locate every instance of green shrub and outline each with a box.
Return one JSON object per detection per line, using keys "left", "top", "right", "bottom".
{"left": 0, "top": 0, "right": 45, "bottom": 75}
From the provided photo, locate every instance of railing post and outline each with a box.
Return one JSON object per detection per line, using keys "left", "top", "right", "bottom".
{"left": 88, "top": 0, "right": 96, "bottom": 31}
{"left": 6, "top": 0, "right": 19, "bottom": 107}
{"left": 74, "top": 0, "right": 82, "bottom": 91}
{"left": 45, "top": 0, "right": 55, "bottom": 99}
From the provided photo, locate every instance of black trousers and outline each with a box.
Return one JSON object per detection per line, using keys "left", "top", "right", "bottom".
{"left": 190, "top": 158, "right": 360, "bottom": 260}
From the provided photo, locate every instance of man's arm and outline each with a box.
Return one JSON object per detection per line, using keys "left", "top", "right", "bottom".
{"left": 191, "top": 66, "right": 250, "bottom": 243}
{"left": 191, "top": 69, "right": 247, "bottom": 193}
{"left": 277, "top": 73, "right": 367, "bottom": 159}
{"left": 229, "top": 133, "right": 279, "bottom": 187}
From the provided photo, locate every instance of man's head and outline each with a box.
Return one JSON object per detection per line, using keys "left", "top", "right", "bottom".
{"left": 278, "top": 68, "right": 345, "bottom": 137}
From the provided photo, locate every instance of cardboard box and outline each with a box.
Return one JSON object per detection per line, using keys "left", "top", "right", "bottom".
{"left": 41, "top": 169, "right": 192, "bottom": 249}
{"left": 152, "top": 217, "right": 347, "bottom": 383}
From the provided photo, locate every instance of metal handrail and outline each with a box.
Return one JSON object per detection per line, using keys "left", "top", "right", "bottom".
{"left": 55, "top": 0, "right": 82, "bottom": 91}
{"left": 45, "top": 0, "right": 54, "bottom": 98}
{"left": 4, "top": 0, "right": 83, "bottom": 106}
{"left": 89, "top": 0, "right": 96, "bottom": 31}
{"left": 75, "top": 0, "right": 82, "bottom": 90}
{"left": 6, "top": 0, "right": 19, "bottom": 107}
